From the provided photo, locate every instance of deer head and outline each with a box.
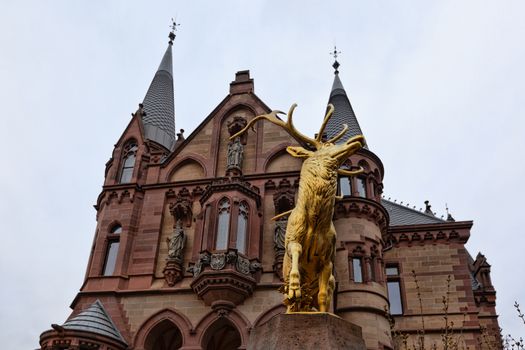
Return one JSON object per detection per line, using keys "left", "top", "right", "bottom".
{"left": 230, "top": 103, "right": 366, "bottom": 177}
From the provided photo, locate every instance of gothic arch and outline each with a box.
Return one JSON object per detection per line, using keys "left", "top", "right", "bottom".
{"left": 166, "top": 155, "right": 208, "bottom": 182}
{"left": 133, "top": 308, "right": 193, "bottom": 350}
{"left": 264, "top": 146, "right": 302, "bottom": 173}
{"left": 252, "top": 304, "right": 286, "bottom": 328}
{"left": 194, "top": 308, "right": 251, "bottom": 349}
{"left": 219, "top": 103, "right": 258, "bottom": 125}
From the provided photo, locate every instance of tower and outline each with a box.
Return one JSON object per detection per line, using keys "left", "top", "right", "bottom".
{"left": 327, "top": 52, "right": 392, "bottom": 348}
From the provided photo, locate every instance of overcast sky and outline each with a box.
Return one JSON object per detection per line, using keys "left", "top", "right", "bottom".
{"left": 1, "top": 1, "right": 524, "bottom": 349}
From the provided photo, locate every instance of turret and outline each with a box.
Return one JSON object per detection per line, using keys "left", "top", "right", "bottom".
{"left": 328, "top": 50, "right": 392, "bottom": 349}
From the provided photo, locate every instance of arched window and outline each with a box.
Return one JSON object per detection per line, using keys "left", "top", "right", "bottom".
{"left": 103, "top": 224, "right": 121, "bottom": 276}
{"left": 236, "top": 202, "right": 248, "bottom": 254}
{"left": 216, "top": 198, "right": 230, "bottom": 250}
{"left": 120, "top": 141, "right": 138, "bottom": 183}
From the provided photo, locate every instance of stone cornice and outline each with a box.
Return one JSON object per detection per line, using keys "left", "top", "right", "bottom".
{"left": 199, "top": 177, "right": 261, "bottom": 206}
{"left": 385, "top": 221, "right": 472, "bottom": 246}
{"left": 333, "top": 197, "right": 390, "bottom": 235}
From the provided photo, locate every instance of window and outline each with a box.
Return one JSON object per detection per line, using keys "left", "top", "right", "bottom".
{"left": 386, "top": 265, "right": 403, "bottom": 315}
{"left": 103, "top": 224, "right": 121, "bottom": 276}
{"left": 367, "top": 258, "right": 375, "bottom": 281}
{"left": 120, "top": 141, "right": 138, "bottom": 183}
{"left": 216, "top": 199, "right": 230, "bottom": 250}
{"left": 338, "top": 177, "right": 352, "bottom": 197}
{"left": 236, "top": 202, "right": 248, "bottom": 254}
{"left": 356, "top": 177, "right": 367, "bottom": 198}
{"left": 352, "top": 258, "right": 363, "bottom": 283}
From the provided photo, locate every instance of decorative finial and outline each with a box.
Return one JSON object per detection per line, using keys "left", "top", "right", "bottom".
{"left": 424, "top": 200, "right": 435, "bottom": 216}
{"left": 330, "top": 46, "right": 341, "bottom": 74}
{"left": 445, "top": 203, "right": 455, "bottom": 222}
{"left": 169, "top": 18, "right": 180, "bottom": 44}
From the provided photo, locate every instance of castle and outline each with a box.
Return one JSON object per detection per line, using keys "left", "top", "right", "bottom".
{"left": 39, "top": 29, "right": 500, "bottom": 350}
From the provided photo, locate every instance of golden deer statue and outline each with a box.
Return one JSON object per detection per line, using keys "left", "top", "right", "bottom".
{"left": 231, "top": 103, "right": 365, "bottom": 312}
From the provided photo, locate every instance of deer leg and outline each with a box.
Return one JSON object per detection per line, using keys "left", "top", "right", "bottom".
{"left": 318, "top": 261, "right": 333, "bottom": 312}
{"left": 287, "top": 242, "right": 302, "bottom": 299}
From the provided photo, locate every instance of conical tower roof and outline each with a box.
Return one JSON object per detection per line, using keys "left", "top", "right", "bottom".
{"left": 142, "top": 34, "right": 176, "bottom": 150}
{"left": 325, "top": 59, "right": 367, "bottom": 148}
{"left": 62, "top": 300, "right": 127, "bottom": 344}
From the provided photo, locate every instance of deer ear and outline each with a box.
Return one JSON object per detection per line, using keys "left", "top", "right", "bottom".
{"left": 286, "top": 146, "right": 312, "bottom": 158}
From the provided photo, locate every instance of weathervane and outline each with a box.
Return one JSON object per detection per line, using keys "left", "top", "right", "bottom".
{"left": 169, "top": 18, "right": 180, "bottom": 43}
{"left": 330, "top": 46, "right": 341, "bottom": 74}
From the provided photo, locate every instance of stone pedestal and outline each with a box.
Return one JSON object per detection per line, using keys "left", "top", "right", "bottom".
{"left": 248, "top": 313, "right": 366, "bottom": 350}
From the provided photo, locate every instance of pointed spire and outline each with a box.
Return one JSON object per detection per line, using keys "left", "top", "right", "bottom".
{"left": 325, "top": 47, "right": 367, "bottom": 148}
{"left": 141, "top": 21, "right": 179, "bottom": 151}
{"left": 61, "top": 300, "right": 127, "bottom": 344}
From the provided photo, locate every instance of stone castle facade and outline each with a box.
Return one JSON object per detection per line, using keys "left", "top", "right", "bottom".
{"left": 39, "top": 31, "right": 499, "bottom": 350}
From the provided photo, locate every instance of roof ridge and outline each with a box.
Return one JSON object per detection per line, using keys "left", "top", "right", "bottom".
{"left": 381, "top": 197, "right": 441, "bottom": 219}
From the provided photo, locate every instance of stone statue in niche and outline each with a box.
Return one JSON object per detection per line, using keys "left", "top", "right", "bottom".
{"left": 164, "top": 190, "right": 193, "bottom": 287}
{"left": 274, "top": 219, "right": 287, "bottom": 251}
{"left": 167, "top": 220, "right": 186, "bottom": 263}
{"left": 226, "top": 137, "right": 244, "bottom": 174}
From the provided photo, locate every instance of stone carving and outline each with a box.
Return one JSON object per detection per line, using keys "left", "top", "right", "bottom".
{"left": 231, "top": 103, "right": 364, "bottom": 312}
{"left": 274, "top": 219, "right": 287, "bottom": 251}
{"left": 187, "top": 249, "right": 261, "bottom": 277}
{"left": 236, "top": 255, "right": 251, "bottom": 275}
{"left": 167, "top": 220, "right": 186, "bottom": 262}
{"left": 163, "top": 220, "right": 186, "bottom": 286}
{"left": 210, "top": 253, "right": 226, "bottom": 270}
{"left": 164, "top": 189, "right": 193, "bottom": 287}
{"left": 227, "top": 115, "right": 248, "bottom": 144}
{"left": 169, "top": 190, "right": 193, "bottom": 227}
{"left": 226, "top": 137, "right": 244, "bottom": 174}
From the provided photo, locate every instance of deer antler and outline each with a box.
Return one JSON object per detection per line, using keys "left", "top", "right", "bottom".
{"left": 230, "top": 104, "right": 320, "bottom": 148}
{"left": 327, "top": 123, "right": 349, "bottom": 144}
{"left": 316, "top": 104, "right": 335, "bottom": 143}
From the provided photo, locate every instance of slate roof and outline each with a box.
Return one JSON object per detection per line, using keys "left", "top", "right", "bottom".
{"left": 325, "top": 73, "right": 367, "bottom": 148}
{"left": 62, "top": 300, "right": 126, "bottom": 344}
{"left": 381, "top": 199, "right": 446, "bottom": 226}
{"left": 142, "top": 42, "right": 176, "bottom": 150}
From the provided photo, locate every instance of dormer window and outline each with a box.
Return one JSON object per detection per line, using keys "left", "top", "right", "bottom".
{"left": 119, "top": 141, "right": 138, "bottom": 183}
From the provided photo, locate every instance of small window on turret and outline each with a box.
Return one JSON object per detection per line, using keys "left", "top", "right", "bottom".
{"left": 357, "top": 177, "right": 367, "bottom": 198}
{"left": 119, "top": 141, "right": 138, "bottom": 183}
{"left": 102, "top": 224, "right": 122, "bottom": 276}
{"left": 352, "top": 258, "right": 363, "bottom": 283}
{"left": 339, "top": 177, "right": 352, "bottom": 197}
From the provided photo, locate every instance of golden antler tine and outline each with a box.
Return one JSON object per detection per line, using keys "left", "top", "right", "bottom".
{"left": 337, "top": 166, "right": 364, "bottom": 176}
{"left": 327, "top": 124, "right": 348, "bottom": 143}
{"left": 316, "top": 104, "right": 335, "bottom": 142}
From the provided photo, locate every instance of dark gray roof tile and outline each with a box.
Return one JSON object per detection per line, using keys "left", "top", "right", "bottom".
{"left": 62, "top": 300, "right": 126, "bottom": 344}
{"left": 142, "top": 43, "right": 176, "bottom": 150}
{"left": 382, "top": 199, "right": 445, "bottom": 226}
{"left": 325, "top": 73, "right": 367, "bottom": 148}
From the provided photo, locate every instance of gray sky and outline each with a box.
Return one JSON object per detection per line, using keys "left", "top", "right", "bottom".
{"left": 1, "top": 1, "right": 524, "bottom": 348}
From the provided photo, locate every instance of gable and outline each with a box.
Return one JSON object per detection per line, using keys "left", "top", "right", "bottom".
{"left": 161, "top": 92, "right": 301, "bottom": 182}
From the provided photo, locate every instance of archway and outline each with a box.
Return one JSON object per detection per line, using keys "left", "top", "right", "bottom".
{"left": 144, "top": 319, "right": 183, "bottom": 350}
{"left": 201, "top": 318, "right": 242, "bottom": 350}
